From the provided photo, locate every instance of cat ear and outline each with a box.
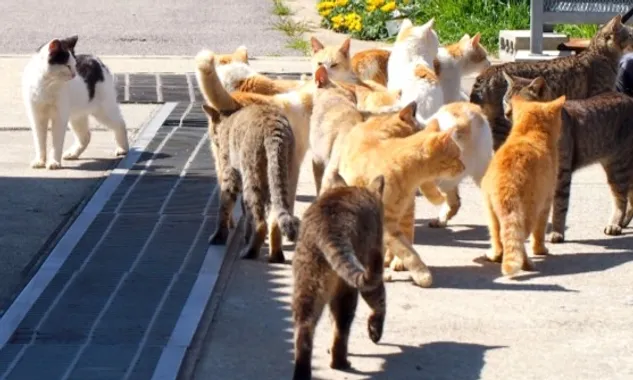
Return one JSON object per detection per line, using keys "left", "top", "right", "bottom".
{"left": 396, "top": 19, "right": 413, "bottom": 41}
{"left": 233, "top": 45, "right": 249, "bottom": 63}
{"left": 502, "top": 71, "right": 514, "bottom": 87}
{"left": 471, "top": 33, "right": 481, "bottom": 47}
{"left": 611, "top": 14, "right": 624, "bottom": 32}
{"left": 548, "top": 95, "right": 566, "bottom": 112}
{"left": 202, "top": 104, "right": 221, "bottom": 123}
{"left": 528, "top": 76, "right": 546, "bottom": 97}
{"left": 339, "top": 38, "right": 351, "bottom": 57}
{"left": 48, "top": 39, "right": 62, "bottom": 53}
{"left": 398, "top": 101, "right": 417, "bottom": 125}
{"left": 310, "top": 37, "right": 325, "bottom": 54}
{"left": 329, "top": 170, "right": 348, "bottom": 189}
{"left": 61, "top": 35, "right": 78, "bottom": 51}
{"left": 368, "top": 175, "right": 385, "bottom": 198}
{"left": 422, "top": 17, "right": 435, "bottom": 30}
{"left": 314, "top": 65, "right": 329, "bottom": 88}
{"left": 459, "top": 34, "right": 470, "bottom": 43}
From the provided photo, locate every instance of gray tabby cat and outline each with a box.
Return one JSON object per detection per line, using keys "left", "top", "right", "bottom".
{"left": 471, "top": 14, "right": 633, "bottom": 150}
{"left": 292, "top": 172, "right": 386, "bottom": 380}
{"left": 503, "top": 73, "right": 633, "bottom": 242}
{"left": 203, "top": 102, "right": 300, "bottom": 263}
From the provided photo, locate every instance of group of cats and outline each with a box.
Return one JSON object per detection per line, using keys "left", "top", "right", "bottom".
{"left": 21, "top": 11, "right": 633, "bottom": 379}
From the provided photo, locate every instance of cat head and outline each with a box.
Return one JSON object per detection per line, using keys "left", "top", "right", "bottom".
{"left": 431, "top": 102, "right": 491, "bottom": 150}
{"left": 36, "top": 35, "right": 79, "bottom": 81}
{"left": 214, "top": 46, "right": 249, "bottom": 65}
{"left": 589, "top": 14, "right": 633, "bottom": 55}
{"left": 420, "top": 124, "right": 467, "bottom": 179}
{"left": 502, "top": 71, "right": 556, "bottom": 121}
{"left": 395, "top": 18, "right": 440, "bottom": 63}
{"left": 311, "top": 37, "right": 353, "bottom": 82}
{"left": 446, "top": 33, "right": 491, "bottom": 75}
{"left": 509, "top": 94, "right": 566, "bottom": 137}
{"left": 329, "top": 171, "right": 386, "bottom": 203}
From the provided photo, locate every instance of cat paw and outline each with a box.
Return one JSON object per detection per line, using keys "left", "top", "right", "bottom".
{"left": 389, "top": 257, "right": 406, "bottom": 271}
{"left": 367, "top": 314, "right": 384, "bottom": 343}
{"left": 485, "top": 248, "right": 503, "bottom": 263}
{"left": 532, "top": 246, "right": 550, "bottom": 256}
{"left": 604, "top": 224, "right": 622, "bottom": 236}
{"left": 268, "top": 250, "right": 286, "bottom": 264}
{"left": 549, "top": 232, "right": 565, "bottom": 243}
{"left": 30, "top": 159, "right": 46, "bottom": 169}
{"left": 114, "top": 147, "right": 128, "bottom": 157}
{"left": 410, "top": 269, "right": 433, "bottom": 288}
{"left": 208, "top": 227, "right": 229, "bottom": 245}
{"left": 330, "top": 357, "right": 351, "bottom": 370}
{"left": 522, "top": 257, "right": 536, "bottom": 272}
{"left": 63, "top": 148, "right": 83, "bottom": 160}
{"left": 240, "top": 245, "right": 260, "bottom": 260}
{"left": 46, "top": 161, "right": 62, "bottom": 170}
{"left": 428, "top": 218, "right": 447, "bottom": 228}
{"left": 501, "top": 258, "right": 524, "bottom": 276}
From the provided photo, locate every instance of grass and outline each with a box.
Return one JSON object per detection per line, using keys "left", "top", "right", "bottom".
{"left": 270, "top": 0, "right": 312, "bottom": 56}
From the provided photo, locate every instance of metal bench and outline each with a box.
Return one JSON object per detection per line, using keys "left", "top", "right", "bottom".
{"left": 530, "top": 0, "right": 633, "bottom": 54}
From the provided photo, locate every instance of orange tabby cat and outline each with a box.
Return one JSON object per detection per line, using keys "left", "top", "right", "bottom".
{"left": 335, "top": 102, "right": 466, "bottom": 287}
{"left": 354, "top": 85, "right": 402, "bottom": 112}
{"left": 481, "top": 95, "right": 566, "bottom": 276}
{"left": 215, "top": 45, "right": 249, "bottom": 65}
{"left": 351, "top": 48, "right": 391, "bottom": 86}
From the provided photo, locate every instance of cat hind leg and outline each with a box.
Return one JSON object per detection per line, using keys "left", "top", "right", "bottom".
{"left": 63, "top": 115, "right": 91, "bottom": 160}
{"left": 93, "top": 101, "right": 129, "bottom": 157}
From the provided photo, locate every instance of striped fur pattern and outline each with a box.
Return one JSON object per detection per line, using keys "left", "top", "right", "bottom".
{"left": 470, "top": 14, "right": 633, "bottom": 150}
{"left": 292, "top": 174, "right": 386, "bottom": 380}
{"left": 503, "top": 74, "right": 633, "bottom": 242}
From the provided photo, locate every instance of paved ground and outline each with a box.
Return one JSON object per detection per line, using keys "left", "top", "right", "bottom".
{"left": 2, "top": 0, "right": 298, "bottom": 56}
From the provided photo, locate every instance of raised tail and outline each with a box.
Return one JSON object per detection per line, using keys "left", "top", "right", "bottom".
{"left": 194, "top": 49, "right": 241, "bottom": 112}
{"left": 264, "top": 115, "right": 300, "bottom": 242}
{"left": 320, "top": 241, "right": 383, "bottom": 292}
{"left": 499, "top": 208, "right": 527, "bottom": 276}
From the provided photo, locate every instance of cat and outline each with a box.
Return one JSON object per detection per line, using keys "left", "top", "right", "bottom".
{"left": 309, "top": 67, "right": 364, "bottom": 195}
{"left": 351, "top": 48, "right": 391, "bottom": 86}
{"left": 215, "top": 45, "right": 249, "bottom": 65}
{"left": 470, "top": 14, "right": 633, "bottom": 150}
{"left": 400, "top": 61, "right": 445, "bottom": 123}
{"left": 386, "top": 18, "right": 439, "bottom": 92}
{"left": 22, "top": 35, "right": 129, "bottom": 169}
{"left": 203, "top": 102, "right": 300, "bottom": 263}
{"left": 436, "top": 33, "right": 491, "bottom": 103}
{"left": 354, "top": 85, "right": 402, "bottom": 113}
{"left": 292, "top": 172, "right": 386, "bottom": 380}
{"left": 481, "top": 94, "right": 566, "bottom": 276}
{"left": 417, "top": 102, "right": 494, "bottom": 228}
{"left": 503, "top": 72, "right": 633, "bottom": 241}
{"left": 195, "top": 50, "right": 313, "bottom": 260}
{"left": 335, "top": 102, "right": 466, "bottom": 287}
{"left": 310, "top": 37, "right": 354, "bottom": 83}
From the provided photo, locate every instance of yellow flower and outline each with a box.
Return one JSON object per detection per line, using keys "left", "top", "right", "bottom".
{"left": 366, "top": 5, "right": 376, "bottom": 12}
{"left": 335, "top": 0, "right": 348, "bottom": 6}
{"left": 319, "top": 9, "right": 332, "bottom": 16}
{"left": 331, "top": 14, "right": 344, "bottom": 29}
{"left": 380, "top": 1, "right": 396, "bottom": 12}
{"left": 317, "top": 1, "right": 335, "bottom": 11}
{"left": 366, "top": 0, "right": 385, "bottom": 7}
{"left": 402, "top": 0, "right": 409, "bottom": 4}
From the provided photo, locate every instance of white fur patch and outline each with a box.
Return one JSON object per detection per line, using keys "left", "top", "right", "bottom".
{"left": 215, "top": 62, "right": 257, "bottom": 92}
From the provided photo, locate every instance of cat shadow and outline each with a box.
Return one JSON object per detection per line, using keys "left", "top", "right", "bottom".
{"left": 295, "top": 194, "right": 316, "bottom": 203}
{"left": 414, "top": 222, "right": 490, "bottom": 249}
{"left": 331, "top": 341, "right": 505, "bottom": 380}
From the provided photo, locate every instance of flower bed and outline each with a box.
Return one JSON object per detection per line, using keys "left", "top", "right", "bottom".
{"left": 317, "top": 0, "right": 415, "bottom": 40}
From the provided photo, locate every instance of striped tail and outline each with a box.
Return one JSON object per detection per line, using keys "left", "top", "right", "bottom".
{"left": 499, "top": 209, "right": 527, "bottom": 276}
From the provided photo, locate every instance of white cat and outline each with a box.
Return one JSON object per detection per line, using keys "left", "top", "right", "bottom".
{"left": 387, "top": 18, "right": 439, "bottom": 92}
{"left": 436, "top": 33, "right": 491, "bottom": 103}
{"left": 22, "top": 35, "right": 128, "bottom": 170}
{"left": 387, "top": 18, "right": 444, "bottom": 123}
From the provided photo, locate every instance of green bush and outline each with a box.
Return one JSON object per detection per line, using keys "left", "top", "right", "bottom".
{"left": 316, "top": 0, "right": 598, "bottom": 54}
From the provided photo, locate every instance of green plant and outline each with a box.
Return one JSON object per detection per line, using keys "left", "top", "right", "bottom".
{"left": 316, "top": 0, "right": 602, "bottom": 54}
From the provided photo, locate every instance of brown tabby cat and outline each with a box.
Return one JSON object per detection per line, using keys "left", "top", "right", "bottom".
{"left": 292, "top": 173, "right": 386, "bottom": 380}
{"left": 503, "top": 72, "right": 633, "bottom": 241}
{"left": 470, "top": 14, "right": 633, "bottom": 150}
{"left": 481, "top": 95, "right": 566, "bottom": 276}
{"left": 335, "top": 103, "right": 466, "bottom": 287}
{"left": 204, "top": 103, "right": 300, "bottom": 263}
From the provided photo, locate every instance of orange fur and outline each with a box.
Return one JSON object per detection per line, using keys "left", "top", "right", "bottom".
{"left": 351, "top": 48, "right": 391, "bottom": 86}
{"left": 414, "top": 64, "right": 439, "bottom": 83}
{"left": 481, "top": 95, "right": 566, "bottom": 276}
{"left": 354, "top": 85, "right": 402, "bottom": 112}
{"left": 336, "top": 103, "right": 466, "bottom": 287}
{"left": 233, "top": 76, "right": 305, "bottom": 96}
{"left": 215, "top": 46, "right": 249, "bottom": 65}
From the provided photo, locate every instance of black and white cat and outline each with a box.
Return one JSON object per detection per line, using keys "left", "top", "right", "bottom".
{"left": 22, "top": 35, "right": 128, "bottom": 169}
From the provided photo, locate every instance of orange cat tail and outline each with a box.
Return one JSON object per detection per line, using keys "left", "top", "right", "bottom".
{"left": 499, "top": 208, "right": 527, "bottom": 276}
{"left": 194, "top": 49, "right": 241, "bottom": 112}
